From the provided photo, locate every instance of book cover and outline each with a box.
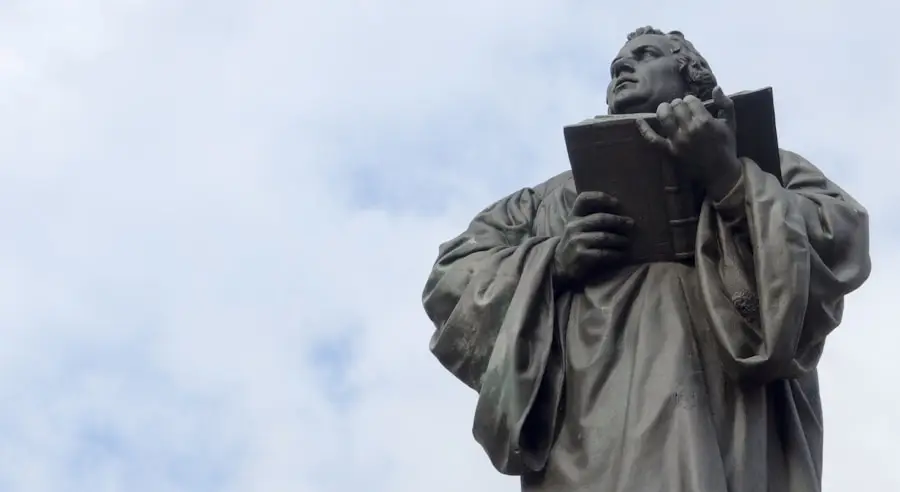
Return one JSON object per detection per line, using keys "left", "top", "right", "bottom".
{"left": 563, "top": 87, "right": 781, "bottom": 263}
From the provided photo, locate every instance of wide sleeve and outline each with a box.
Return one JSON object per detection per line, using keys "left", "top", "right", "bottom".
{"left": 695, "top": 149, "right": 871, "bottom": 384}
{"left": 422, "top": 186, "right": 566, "bottom": 475}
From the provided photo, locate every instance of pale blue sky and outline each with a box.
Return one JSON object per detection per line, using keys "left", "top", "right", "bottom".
{"left": 0, "top": 1, "right": 897, "bottom": 491}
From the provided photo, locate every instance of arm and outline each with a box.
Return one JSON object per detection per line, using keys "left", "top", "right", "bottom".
{"left": 695, "top": 149, "right": 871, "bottom": 383}
{"left": 423, "top": 186, "right": 556, "bottom": 389}
{"left": 422, "top": 185, "right": 563, "bottom": 475}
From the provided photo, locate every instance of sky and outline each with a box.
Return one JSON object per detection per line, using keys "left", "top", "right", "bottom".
{"left": 0, "top": 0, "right": 897, "bottom": 491}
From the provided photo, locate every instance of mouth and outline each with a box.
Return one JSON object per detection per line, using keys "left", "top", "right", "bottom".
{"left": 614, "top": 76, "right": 638, "bottom": 90}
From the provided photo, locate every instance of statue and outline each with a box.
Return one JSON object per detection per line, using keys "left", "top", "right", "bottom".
{"left": 421, "top": 26, "right": 872, "bottom": 492}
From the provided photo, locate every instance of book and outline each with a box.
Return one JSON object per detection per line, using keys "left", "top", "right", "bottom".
{"left": 563, "top": 87, "right": 781, "bottom": 264}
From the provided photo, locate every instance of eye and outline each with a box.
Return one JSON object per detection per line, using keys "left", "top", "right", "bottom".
{"left": 637, "top": 48, "right": 661, "bottom": 60}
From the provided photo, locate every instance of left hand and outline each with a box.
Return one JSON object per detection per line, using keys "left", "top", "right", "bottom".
{"left": 636, "top": 86, "right": 742, "bottom": 201}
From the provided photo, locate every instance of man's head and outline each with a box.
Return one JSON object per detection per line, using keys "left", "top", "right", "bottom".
{"left": 606, "top": 26, "right": 717, "bottom": 115}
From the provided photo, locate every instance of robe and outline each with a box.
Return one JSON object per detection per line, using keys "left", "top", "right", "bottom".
{"left": 421, "top": 150, "right": 871, "bottom": 492}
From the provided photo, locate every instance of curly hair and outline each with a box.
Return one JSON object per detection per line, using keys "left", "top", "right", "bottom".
{"left": 625, "top": 26, "right": 717, "bottom": 101}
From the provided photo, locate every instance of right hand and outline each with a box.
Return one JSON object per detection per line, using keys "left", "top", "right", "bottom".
{"left": 553, "top": 191, "right": 634, "bottom": 288}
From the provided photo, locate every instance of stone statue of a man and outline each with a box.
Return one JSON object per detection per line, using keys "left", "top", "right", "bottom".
{"left": 422, "top": 26, "right": 871, "bottom": 491}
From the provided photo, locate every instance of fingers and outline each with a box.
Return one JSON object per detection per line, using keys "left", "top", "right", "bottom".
{"left": 571, "top": 191, "right": 619, "bottom": 217}
{"left": 671, "top": 98, "right": 693, "bottom": 125}
{"left": 657, "top": 102, "right": 679, "bottom": 137}
{"left": 683, "top": 95, "right": 709, "bottom": 123}
{"left": 712, "top": 86, "right": 736, "bottom": 131}
{"left": 636, "top": 119, "right": 671, "bottom": 151}
{"left": 578, "top": 248, "right": 628, "bottom": 266}
{"left": 572, "top": 212, "right": 634, "bottom": 234}
{"left": 574, "top": 231, "right": 630, "bottom": 249}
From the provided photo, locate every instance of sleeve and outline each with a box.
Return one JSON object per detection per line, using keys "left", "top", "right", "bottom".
{"left": 421, "top": 186, "right": 565, "bottom": 475}
{"left": 695, "top": 149, "right": 871, "bottom": 384}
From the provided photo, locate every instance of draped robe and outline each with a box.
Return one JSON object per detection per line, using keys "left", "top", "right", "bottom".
{"left": 421, "top": 150, "right": 871, "bottom": 492}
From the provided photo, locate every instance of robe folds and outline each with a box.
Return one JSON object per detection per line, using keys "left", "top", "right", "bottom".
{"left": 422, "top": 150, "right": 871, "bottom": 492}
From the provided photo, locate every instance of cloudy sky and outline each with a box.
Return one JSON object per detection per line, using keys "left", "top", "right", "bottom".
{"left": 0, "top": 1, "right": 897, "bottom": 491}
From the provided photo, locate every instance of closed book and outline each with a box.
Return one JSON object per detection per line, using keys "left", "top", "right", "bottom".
{"left": 563, "top": 87, "right": 781, "bottom": 264}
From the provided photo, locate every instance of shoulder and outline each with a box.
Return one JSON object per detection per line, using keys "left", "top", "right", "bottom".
{"left": 481, "top": 170, "right": 573, "bottom": 215}
{"left": 779, "top": 148, "right": 813, "bottom": 166}
{"left": 530, "top": 170, "right": 574, "bottom": 200}
{"left": 777, "top": 148, "right": 829, "bottom": 183}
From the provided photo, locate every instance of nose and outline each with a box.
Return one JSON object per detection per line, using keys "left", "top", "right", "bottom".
{"left": 611, "top": 57, "right": 636, "bottom": 76}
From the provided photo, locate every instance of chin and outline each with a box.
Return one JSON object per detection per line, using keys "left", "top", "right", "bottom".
{"left": 610, "top": 95, "right": 650, "bottom": 115}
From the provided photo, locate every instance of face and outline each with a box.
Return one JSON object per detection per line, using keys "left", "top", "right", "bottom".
{"left": 606, "top": 34, "right": 689, "bottom": 114}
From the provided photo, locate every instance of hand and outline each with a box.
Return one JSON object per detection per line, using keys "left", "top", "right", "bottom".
{"left": 553, "top": 191, "right": 633, "bottom": 289}
{"left": 636, "top": 86, "right": 742, "bottom": 201}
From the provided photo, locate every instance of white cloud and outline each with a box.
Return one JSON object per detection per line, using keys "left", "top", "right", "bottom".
{"left": 0, "top": 1, "right": 896, "bottom": 491}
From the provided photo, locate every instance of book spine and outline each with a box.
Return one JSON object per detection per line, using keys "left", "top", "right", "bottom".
{"left": 661, "top": 162, "right": 699, "bottom": 262}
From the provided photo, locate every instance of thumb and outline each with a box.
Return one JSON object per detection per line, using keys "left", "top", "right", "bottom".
{"left": 712, "top": 86, "right": 737, "bottom": 133}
